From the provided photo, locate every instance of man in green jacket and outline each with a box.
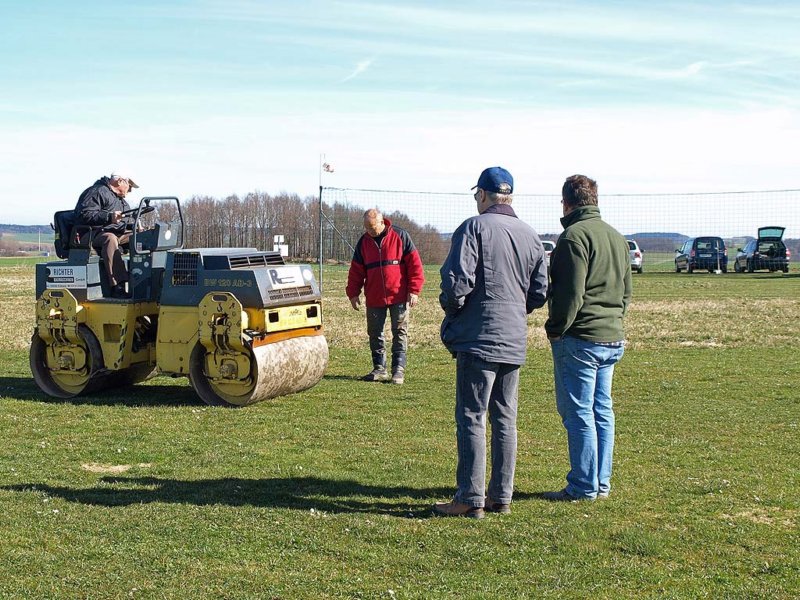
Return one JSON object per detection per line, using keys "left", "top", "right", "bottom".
{"left": 543, "top": 174, "right": 632, "bottom": 501}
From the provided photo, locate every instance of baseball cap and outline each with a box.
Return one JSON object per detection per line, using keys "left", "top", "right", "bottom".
{"left": 471, "top": 166, "right": 513, "bottom": 194}
{"left": 110, "top": 170, "right": 139, "bottom": 188}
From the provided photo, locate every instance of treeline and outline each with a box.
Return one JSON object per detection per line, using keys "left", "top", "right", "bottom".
{"left": 181, "top": 192, "right": 451, "bottom": 265}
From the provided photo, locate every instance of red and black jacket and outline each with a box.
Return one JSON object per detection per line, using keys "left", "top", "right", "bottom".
{"left": 346, "top": 218, "right": 425, "bottom": 308}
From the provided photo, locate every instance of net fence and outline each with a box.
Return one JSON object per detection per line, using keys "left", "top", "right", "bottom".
{"left": 321, "top": 187, "right": 800, "bottom": 274}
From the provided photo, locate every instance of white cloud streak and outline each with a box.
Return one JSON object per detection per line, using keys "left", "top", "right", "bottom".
{"left": 339, "top": 58, "right": 373, "bottom": 83}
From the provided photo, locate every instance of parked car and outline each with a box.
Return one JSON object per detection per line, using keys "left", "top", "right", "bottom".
{"left": 675, "top": 236, "right": 727, "bottom": 273}
{"left": 627, "top": 239, "right": 643, "bottom": 273}
{"left": 733, "top": 227, "right": 790, "bottom": 273}
{"left": 542, "top": 240, "right": 556, "bottom": 268}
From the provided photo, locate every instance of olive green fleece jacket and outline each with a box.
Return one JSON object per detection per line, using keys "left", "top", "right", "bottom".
{"left": 545, "top": 205, "right": 632, "bottom": 342}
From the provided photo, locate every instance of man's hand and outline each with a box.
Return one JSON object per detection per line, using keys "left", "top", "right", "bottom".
{"left": 110, "top": 211, "right": 123, "bottom": 224}
{"left": 349, "top": 295, "right": 362, "bottom": 311}
{"left": 408, "top": 293, "right": 419, "bottom": 308}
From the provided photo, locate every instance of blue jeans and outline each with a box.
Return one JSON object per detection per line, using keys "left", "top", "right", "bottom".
{"left": 550, "top": 336, "right": 625, "bottom": 499}
{"left": 454, "top": 352, "right": 520, "bottom": 507}
{"left": 366, "top": 303, "right": 408, "bottom": 370}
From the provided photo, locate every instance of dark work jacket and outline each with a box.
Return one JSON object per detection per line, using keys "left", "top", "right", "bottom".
{"left": 545, "top": 205, "right": 632, "bottom": 342}
{"left": 346, "top": 218, "right": 425, "bottom": 308}
{"left": 73, "top": 177, "right": 131, "bottom": 236}
{"left": 439, "top": 204, "right": 549, "bottom": 365}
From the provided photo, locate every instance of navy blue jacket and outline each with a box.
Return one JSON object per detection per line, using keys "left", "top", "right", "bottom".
{"left": 439, "top": 204, "right": 548, "bottom": 365}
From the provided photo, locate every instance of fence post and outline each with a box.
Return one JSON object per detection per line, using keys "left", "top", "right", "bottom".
{"left": 318, "top": 185, "right": 324, "bottom": 293}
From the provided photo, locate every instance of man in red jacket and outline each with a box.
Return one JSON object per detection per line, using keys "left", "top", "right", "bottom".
{"left": 346, "top": 209, "right": 425, "bottom": 384}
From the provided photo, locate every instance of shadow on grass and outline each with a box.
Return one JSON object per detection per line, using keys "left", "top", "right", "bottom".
{"left": 0, "top": 476, "right": 493, "bottom": 518}
{"left": 0, "top": 377, "right": 200, "bottom": 408}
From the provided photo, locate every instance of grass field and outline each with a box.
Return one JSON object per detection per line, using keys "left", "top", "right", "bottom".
{"left": 1, "top": 259, "right": 798, "bottom": 598}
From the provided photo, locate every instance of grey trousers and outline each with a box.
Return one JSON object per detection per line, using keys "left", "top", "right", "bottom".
{"left": 454, "top": 352, "right": 520, "bottom": 507}
{"left": 366, "top": 303, "right": 409, "bottom": 371}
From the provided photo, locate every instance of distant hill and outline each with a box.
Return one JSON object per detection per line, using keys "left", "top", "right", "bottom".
{"left": 0, "top": 224, "right": 51, "bottom": 234}
{"left": 624, "top": 232, "right": 689, "bottom": 253}
{"left": 0, "top": 224, "right": 54, "bottom": 255}
{"left": 627, "top": 232, "right": 688, "bottom": 241}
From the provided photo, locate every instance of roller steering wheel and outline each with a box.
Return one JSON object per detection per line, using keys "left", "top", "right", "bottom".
{"left": 120, "top": 204, "right": 156, "bottom": 231}
{"left": 120, "top": 205, "right": 155, "bottom": 218}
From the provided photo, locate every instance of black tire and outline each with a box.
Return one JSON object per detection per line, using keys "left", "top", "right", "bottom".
{"left": 783, "top": 266, "right": 789, "bottom": 273}
{"left": 721, "top": 266, "right": 727, "bottom": 273}
{"left": 30, "top": 325, "right": 110, "bottom": 398}
{"left": 687, "top": 264, "right": 693, "bottom": 274}
{"left": 675, "top": 262, "right": 681, "bottom": 273}
{"left": 734, "top": 261, "right": 742, "bottom": 273}
{"left": 637, "top": 266, "right": 643, "bottom": 274}
{"left": 747, "top": 260, "right": 754, "bottom": 273}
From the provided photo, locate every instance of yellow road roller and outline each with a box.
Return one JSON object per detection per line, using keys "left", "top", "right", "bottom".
{"left": 30, "top": 197, "right": 328, "bottom": 406}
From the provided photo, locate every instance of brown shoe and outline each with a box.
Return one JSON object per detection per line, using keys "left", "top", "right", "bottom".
{"left": 484, "top": 497, "right": 511, "bottom": 514}
{"left": 432, "top": 500, "right": 484, "bottom": 519}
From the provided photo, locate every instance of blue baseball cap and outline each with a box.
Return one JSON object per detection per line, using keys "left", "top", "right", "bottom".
{"left": 472, "top": 166, "right": 513, "bottom": 194}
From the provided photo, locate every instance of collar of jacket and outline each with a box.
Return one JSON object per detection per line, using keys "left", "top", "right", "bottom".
{"left": 484, "top": 203, "right": 517, "bottom": 218}
{"left": 560, "top": 204, "right": 601, "bottom": 228}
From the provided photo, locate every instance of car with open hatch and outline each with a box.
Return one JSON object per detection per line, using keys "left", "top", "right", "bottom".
{"left": 733, "top": 226, "right": 790, "bottom": 273}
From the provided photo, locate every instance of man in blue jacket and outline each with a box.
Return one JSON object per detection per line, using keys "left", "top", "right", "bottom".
{"left": 434, "top": 166, "right": 549, "bottom": 518}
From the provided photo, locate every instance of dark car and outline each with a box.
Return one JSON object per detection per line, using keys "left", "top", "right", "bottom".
{"left": 675, "top": 236, "right": 727, "bottom": 273}
{"left": 733, "top": 227, "right": 790, "bottom": 273}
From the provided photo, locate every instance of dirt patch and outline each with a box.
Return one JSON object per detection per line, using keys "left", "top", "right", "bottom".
{"left": 721, "top": 507, "right": 797, "bottom": 529}
{"left": 81, "top": 462, "right": 152, "bottom": 474}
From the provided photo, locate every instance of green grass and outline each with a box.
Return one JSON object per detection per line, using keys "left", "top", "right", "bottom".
{"left": 0, "top": 262, "right": 798, "bottom": 598}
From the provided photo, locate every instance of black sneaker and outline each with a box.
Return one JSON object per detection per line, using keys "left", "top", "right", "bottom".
{"left": 110, "top": 283, "right": 130, "bottom": 299}
{"left": 362, "top": 367, "right": 388, "bottom": 382}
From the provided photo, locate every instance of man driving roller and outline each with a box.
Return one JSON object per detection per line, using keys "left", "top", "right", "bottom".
{"left": 73, "top": 170, "right": 139, "bottom": 298}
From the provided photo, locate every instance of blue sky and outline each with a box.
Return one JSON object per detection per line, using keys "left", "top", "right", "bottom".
{"left": 1, "top": 1, "right": 799, "bottom": 224}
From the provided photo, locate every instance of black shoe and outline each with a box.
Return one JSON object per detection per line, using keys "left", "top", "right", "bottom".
{"left": 362, "top": 367, "right": 388, "bottom": 382}
{"left": 110, "top": 283, "right": 130, "bottom": 299}
{"left": 541, "top": 488, "right": 592, "bottom": 502}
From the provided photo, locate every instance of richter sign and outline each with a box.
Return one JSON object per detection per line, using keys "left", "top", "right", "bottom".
{"left": 46, "top": 265, "right": 87, "bottom": 288}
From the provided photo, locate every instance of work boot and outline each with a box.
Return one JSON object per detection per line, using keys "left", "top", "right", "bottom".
{"left": 362, "top": 367, "right": 388, "bottom": 382}
{"left": 391, "top": 366, "right": 405, "bottom": 385}
{"left": 110, "top": 283, "right": 130, "bottom": 299}
{"left": 484, "top": 497, "right": 511, "bottom": 514}
{"left": 432, "top": 500, "right": 484, "bottom": 519}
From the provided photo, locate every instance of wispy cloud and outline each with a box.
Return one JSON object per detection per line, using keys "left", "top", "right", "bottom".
{"left": 340, "top": 58, "right": 373, "bottom": 83}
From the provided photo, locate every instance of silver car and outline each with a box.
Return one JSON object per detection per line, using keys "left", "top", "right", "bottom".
{"left": 628, "top": 239, "right": 643, "bottom": 273}
{"left": 542, "top": 240, "right": 556, "bottom": 268}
